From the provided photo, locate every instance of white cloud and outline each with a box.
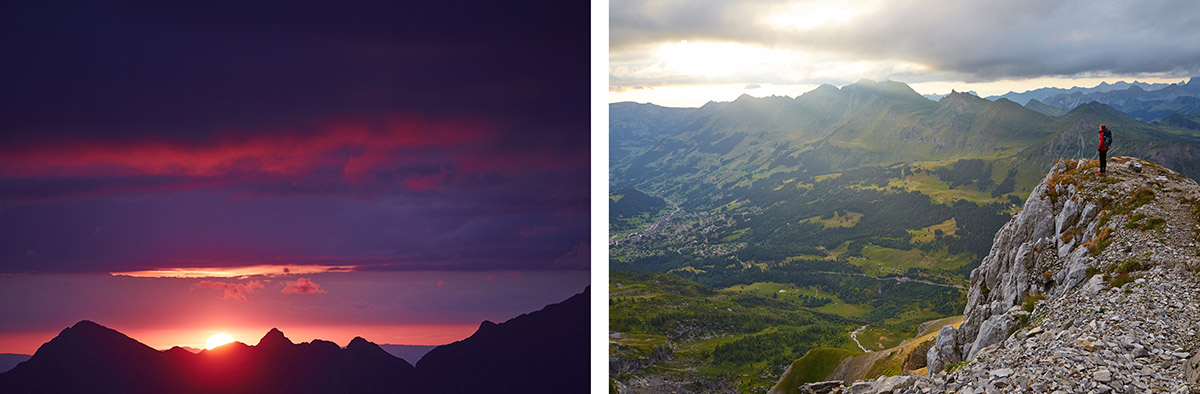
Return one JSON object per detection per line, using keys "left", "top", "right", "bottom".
{"left": 611, "top": 0, "right": 1200, "bottom": 95}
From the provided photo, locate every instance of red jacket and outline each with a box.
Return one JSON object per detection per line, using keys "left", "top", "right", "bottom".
{"left": 1098, "top": 129, "right": 1111, "bottom": 151}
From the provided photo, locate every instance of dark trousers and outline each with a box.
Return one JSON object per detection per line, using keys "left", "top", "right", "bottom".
{"left": 1099, "top": 150, "right": 1107, "bottom": 173}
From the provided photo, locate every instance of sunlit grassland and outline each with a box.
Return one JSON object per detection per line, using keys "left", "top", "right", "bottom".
{"left": 771, "top": 347, "right": 855, "bottom": 394}
{"left": 721, "top": 228, "right": 750, "bottom": 242}
{"left": 800, "top": 211, "right": 864, "bottom": 228}
{"left": 907, "top": 218, "right": 959, "bottom": 243}
{"left": 721, "top": 282, "right": 868, "bottom": 319}
{"left": 848, "top": 245, "right": 973, "bottom": 277}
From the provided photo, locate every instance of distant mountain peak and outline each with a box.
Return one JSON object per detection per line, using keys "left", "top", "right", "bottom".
{"left": 53, "top": 320, "right": 147, "bottom": 349}
{"left": 345, "top": 336, "right": 372, "bottom": 348}
{"left": 0, "top": 288, "right": 588, "bottom": 393}
{"left": 257, "top": 327, "right": 293, "bottom": 348}
{"left": 476, "top": 320, "right": 499, "bottom": 335}
{"left": 70, "top": 320, "right": 103, "bottom": 329}
{"left": 937, "top": 89, "right": 987, "bottom": 113}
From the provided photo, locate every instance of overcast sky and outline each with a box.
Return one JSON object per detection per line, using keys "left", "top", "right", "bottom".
{"left": 610, "top": 0, "right": 1200, "bottom": 106}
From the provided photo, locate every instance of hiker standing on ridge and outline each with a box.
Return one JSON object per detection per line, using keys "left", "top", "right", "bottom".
{"left": 1098, "top": 124, "right": 1112, "bottom": 175}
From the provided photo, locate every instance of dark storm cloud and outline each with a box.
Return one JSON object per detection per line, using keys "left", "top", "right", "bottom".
{"left": 1, "top": 0, "right": 589, "bottom": 145}
{"left": 611, "top": 0, "right": 1200, "bottom": 81}
{"left": 0, "top": 0, "right": 589, "bottom": 273}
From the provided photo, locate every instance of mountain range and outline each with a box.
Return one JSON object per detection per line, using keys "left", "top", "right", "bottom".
{"left": 0, "top": 287, "right": 589, "bottom": 394}
{"left": 609, "top": 78, "right": 1200, "bottom": 393}
{"left": 1033, "top": 77, "right": 1200, "bottom": 122}
{"left": 613, "top": 79, "right": 1200, "bottom": 201}
{"left": 984, "top": 77, "right": 1200, "bottom": 126}
{"left": 0, "top": 354, "right": 29, "bottom": 374}
{"left": 984, "top": 79, "right": 1175, "bottom": 106}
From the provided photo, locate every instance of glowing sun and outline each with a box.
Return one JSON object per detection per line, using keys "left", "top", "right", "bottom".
{"left": 205, "top": 333, "right": 236, "bottom": 350}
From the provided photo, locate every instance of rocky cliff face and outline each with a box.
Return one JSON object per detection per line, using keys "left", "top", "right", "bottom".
{"left": 790, "top": 156, "right": 1200, "bottom": 393}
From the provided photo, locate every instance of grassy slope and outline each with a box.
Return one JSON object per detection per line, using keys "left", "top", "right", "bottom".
{"left": 771, "top": 315, "right": 964, "bottom": 394}
{"left": 610, "top": 273, "right": 856, "bottom": 393}
{"left": 770, "top": 348, "right": 855, "bottom": 393}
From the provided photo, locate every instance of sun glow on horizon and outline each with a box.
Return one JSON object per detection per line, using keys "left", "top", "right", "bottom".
{"left": 205, "top": 333, "right": 235, "bottom": 350}
{"left": 110, "top": 264, "right": 355, "bottom": 279}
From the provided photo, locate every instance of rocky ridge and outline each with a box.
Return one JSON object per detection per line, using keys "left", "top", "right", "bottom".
{"left": 790, "top": 156, "right": 1200, "bottom": 393}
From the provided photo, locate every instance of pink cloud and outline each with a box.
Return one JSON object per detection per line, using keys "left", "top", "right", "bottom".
{"left": 192, "top": 280, "right": 265, "bottom": 302}
{"left": 0, "top": 114, "right": 496, "bottom": 183}
{"left": 281, "top": 278, "right": 327, "bottom": 295}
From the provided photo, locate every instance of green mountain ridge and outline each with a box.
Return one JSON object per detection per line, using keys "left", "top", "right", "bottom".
{"left": 608, "top": 79, "right": 1200, "bottom": 394}
{"left": 615, "top": 80, "right": 1200, "bottom": 202}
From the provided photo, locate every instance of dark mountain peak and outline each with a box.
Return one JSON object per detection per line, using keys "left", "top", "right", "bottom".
{"left": 56, "top": 320, "right": 126, "bottom": 343}
{"left": 344, "top": 336, "right": 415, "bottom": 373}
{"left": 1188, "top": 76, "right": 1199, "bottom": 85}
{"left": 2, "top": 321, "right": 168, "bottom": 393}
{"left": 257, "top": 327, "right": 293, "bottom": 348}
{"left": 1, "top": 290, "right": 588, "bottom": 394}
{"left": 476, "top": 320, "right": 499, "bottom": 334}
{"left": 347, "top": 336, "right": 376, "bottom": 351}
{"left": 307, "top": 339, "right": 341, "bottom": 352}
{"left": 204, "top": 340, "right": 250, "bottom": 353}
{"left": 50, "top": 320, "right": 153, "bottom": 353}
{"left": 414, "top": 287, "right": 588, "bottom": 392}
{"left": 69, "top": 320, "right": 104, "bottom": 331}
{"left": 165, "top": 346, "right": 190, "bottom": 353}
{"left": 346, "top": 337, "right": 386, "bottom": 356}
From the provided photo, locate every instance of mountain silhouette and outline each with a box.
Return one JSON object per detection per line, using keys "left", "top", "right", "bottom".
{"left": 0, "top": 320, "right": 175, "bottom": 393}
{"left": 0, "top": 287, "right": 589, "bottom": 394}
{"left": 415, "top": 286, "right": 590, "bottom": 393}
{"left": 0, "top": 354, "right": 29, "bottom": 374}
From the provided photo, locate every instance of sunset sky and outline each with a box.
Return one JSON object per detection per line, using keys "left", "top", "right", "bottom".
{"left": 610, "top": 0, "right": 1200, "bottom": 107}
{"left": 0, "top": 0, "right": 589, "bottom": 355}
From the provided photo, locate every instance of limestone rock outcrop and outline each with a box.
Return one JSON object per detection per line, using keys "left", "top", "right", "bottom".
{"left": 806, "top": 157, "right": 1200, "bottom": 393}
